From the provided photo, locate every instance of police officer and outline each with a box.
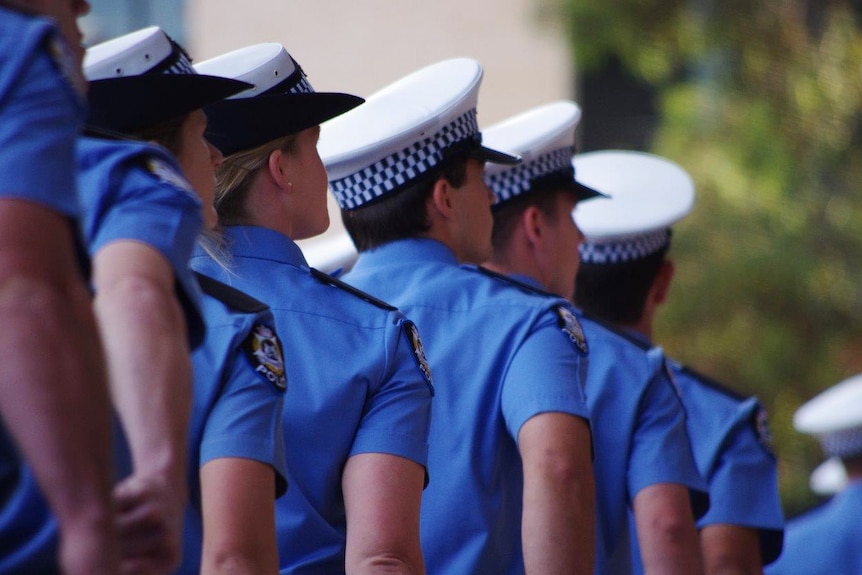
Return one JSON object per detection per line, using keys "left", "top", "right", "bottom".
{"left": 572, "top": 150, "right": 784, "bottom": 573}
{"left": 481, "top": 103, "right": 709, "bottom": 575}
{"left": 0, "top": 2, "right": 117, "bottom": 573}
{"left": 81, "top": 28, "right": 288, "bottom": 574}
{"left": 320, "top": 58, "right": 596, "bottom": 575}
{"left": 766, "top": 373, "right": 862, "bottom": 575}
{"left": 192, "top": 43, "right": 433, "bottom": 574}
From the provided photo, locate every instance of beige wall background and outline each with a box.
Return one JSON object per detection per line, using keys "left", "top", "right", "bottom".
{"left": 187, "top": 0, "right": 574, "bottom": 264}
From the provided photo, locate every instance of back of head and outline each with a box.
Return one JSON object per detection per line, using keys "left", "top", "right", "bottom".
{"left": 482, "top": 101, "right": 603, "bottom": 256}
{"left": 193, "top": 43, "right": 363, "bottom": 224}
{"left": 317, "top": 58, "right": 519, "bottom": 252}
{"left": 571, "top": 150, "right": 695, "bottom": 323}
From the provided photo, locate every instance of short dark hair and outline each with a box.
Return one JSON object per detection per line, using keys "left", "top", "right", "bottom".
{"left": 491, "top": 174, "right": 575, "bottom": 254}
{"left": 342, "top": 154, "right": 469, "bottom": 252}
{"left": 573, "top": 246, "right": 669, "bottom": 323}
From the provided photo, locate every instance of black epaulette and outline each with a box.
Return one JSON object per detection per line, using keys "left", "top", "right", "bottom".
{"left": 309, "top": 268, "right": 397, "bottom": 311}
{"left": 470, "top": 266, "right": 559, "bottom": 298}
{"left": 674, "top": 363, "right": 747, "bottom": 401}
{"left": 194, "top": 272, "right": 269, "bottom": 314}
{"left": 579, "top": 311, "right": 654, "bottom": 352}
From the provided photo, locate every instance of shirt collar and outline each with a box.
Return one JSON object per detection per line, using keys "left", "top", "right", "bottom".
{"left": 222, "top": 225, "right": 308, "bottom": 268}
{"left": 351, "top": 238, "right": 459, "bottom": 273}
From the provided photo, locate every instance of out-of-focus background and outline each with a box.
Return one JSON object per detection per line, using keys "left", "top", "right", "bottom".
{"left": 82, "top": 0, "right": 862, "bottom": 518}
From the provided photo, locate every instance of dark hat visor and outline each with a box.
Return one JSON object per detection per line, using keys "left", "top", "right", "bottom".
{"left": 204, "top": 92, "right": 364, "bottom": 157}
{"left": 86, "top": 74, "right": 253, "bottom": 135}
{"left": 473, "top": 145, "right": 521, "bottom": 166}
{"left": 572, "top": 179, "right": 607, "bottom": 202}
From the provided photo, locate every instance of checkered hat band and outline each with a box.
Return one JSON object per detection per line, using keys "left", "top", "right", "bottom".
{"left": 820, "top": 427, "right": 862, "bottom": 458}
{"left": 261, "top": 71, "right": 316, "bottom": 96}
{"left": 331, "top": 109, "right": 479, "bottom": 209}
{"left": 148, "top": 42, "right": 196, "bottom": 76}
{"left": 486, "top": 146, "right": 574, "bottom": 203}
{"left": 579, "top": 229, "right": 670, "bottom": 264}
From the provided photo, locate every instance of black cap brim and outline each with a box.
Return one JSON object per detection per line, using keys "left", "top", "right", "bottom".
{"left": 204, "top": 92, "right": 365, "bottom": 156}
{"left": 86, "top": 74, "right": 253, "bottom": 135}
{"left": 573, "top": 179, "right": 607, "bottom": 202}
{"left": 473, "top": 145, "right": 521, "bottom": 166}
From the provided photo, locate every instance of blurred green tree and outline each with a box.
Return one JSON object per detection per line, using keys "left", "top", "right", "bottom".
{"left": 551, "top": 0, "right": 862, "bottom": 515}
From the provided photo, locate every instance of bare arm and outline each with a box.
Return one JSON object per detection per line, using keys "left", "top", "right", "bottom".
{"left": 700, "top": 524, "right": 762, "bottom": 575}
{"left": 0, "top": 201, "right": 117, "bottom": 575}
{"left": 92, "top": 240, "right": 192, "bottom": 573}
{"left": 200, "top": 457, "right": 279, "bottom": 575}
{"left": 343, "top": 453, "right": 426, "bottom": 575}
{"left": 519, "top": 412, "right": 595, "bottom": 575}
{"left": 633, "top": 483, "right": 705, "bottom": 575}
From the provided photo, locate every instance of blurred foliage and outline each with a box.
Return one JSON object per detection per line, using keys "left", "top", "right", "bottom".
{"left": 552, "top": 0, "right": 862, "bottom": 516}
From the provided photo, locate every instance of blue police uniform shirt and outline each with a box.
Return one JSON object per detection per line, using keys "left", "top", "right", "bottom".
{"left": 0, "top": 6, "right": 84, "bottom": 216}
{"left": 190, "top": 225, "right": 433, "bottom": 574}
{"left": 0, "top": 10, "right": 86, "bottom": 573}
{"left": 670, "top": 362, "right": 784, "bottom": 565}
{"left": 176, "top": 273, "right": 288, "bottom": 574}
{"left": 508, "top": 277, "right": 709, "bottom": 574}
{"left": 765, "top": 482, "right": 862, "bottom": 575}
{"left": 341, "top": 238, "right": 590, "bottom": 575}
{"left": 76, "top": 136, "right": 206, "bottom": 348}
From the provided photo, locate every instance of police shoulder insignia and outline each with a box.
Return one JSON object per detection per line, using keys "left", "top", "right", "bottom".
{"left": 403, "top": 321, "right": 433, "bottom": 389}
{"left": 751, "top": 406, "right": 776, "bottom": 457}
{"left": 555, "top": 306, "right": 588, "bottom": 356}
{"left": 145, "top": 158, "right": 195, "bottom": 195}
{"left": 46, "top": 32, "right": 87, "bottom": 103}
{"left": 242, "top": 324, "right": 287, "bottom": 392}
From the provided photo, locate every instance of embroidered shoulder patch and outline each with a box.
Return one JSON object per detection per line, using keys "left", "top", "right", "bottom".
{"left": 46, "top": 32, "right": 86, "bottom": 103}
{"left": 555, "top": 306, "right": 588, "bottom": 356}
{"left": 752, "top": 406, "right": 776, "bottom": 457}
{"left": 242, "top": 324, "right": 287, "bottom": 392}
{"left": 145, "top": 158, "right": 195, "bottom": 195}
{"left": 403, "top": 321, "right": 433, "bottom": 389}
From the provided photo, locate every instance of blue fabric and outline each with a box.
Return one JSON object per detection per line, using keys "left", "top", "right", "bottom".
{"left": 191, "top": 226, "right": 433, "bottom": 575}
{"left": 0, "top": 10, "right": 84, "bottom": 573}
{"left": 76, "top": 136, "right": 205, "bottom": 348}
{"left": 670, "top": 362, "right": 784, "bottom": 565}
{"left": 0, "top": 8, "right": 83, "bottom": 216}
{"left": 552, "top": 313, "right": 709, "bottom": 574}
{"left": 765, "top": 483, "right": 862, "bottom": 575}
{"left": 341, "top": 238, "right": 590, "bottom": 575}
{"left": 176, "top": 286, "right": 288, "bottom": 575}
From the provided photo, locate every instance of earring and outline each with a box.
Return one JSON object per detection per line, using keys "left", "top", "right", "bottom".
{"left": 287, "top": 182, "right": 293, "bottom": 192}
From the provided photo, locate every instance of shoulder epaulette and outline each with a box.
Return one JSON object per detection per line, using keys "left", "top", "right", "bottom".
{"left": 194, "top": 272, "right": 269, "bottom": 314}
{"left": 579, "top": 311, "right": 654, "bottom": 351}
{"left": 674, "top": 364, "right": 747, "bottom": 401}
{"left": 470, "top": 266, "right": 559, "bottom": 298}
{"left": 310, "top": 268, "right": 397, "bottom": 311}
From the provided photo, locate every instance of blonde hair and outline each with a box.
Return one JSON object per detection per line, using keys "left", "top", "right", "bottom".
{"left": 214, "top": 134, "right": 298, "bottom": 226}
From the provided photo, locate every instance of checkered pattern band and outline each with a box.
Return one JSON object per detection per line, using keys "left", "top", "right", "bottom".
{"left": 486, "top": 146, "right": 574, "bottom": 203}
{"left": 261, "top": 70, "right": 315, "bottom": 96}
{"left": 149, "top": 41, "right": 196, "bottom": 76}
{"left": 820, "top": 427, "right": 862, "bottom": 458}
{"left": 289, "top": 74, "right": 314, "bottom": 94}
{"left": 579, "top": 229, "right": 670, "bottom": 264}
{"left": 330, "top": 109, "right": 480, "bottom": 209}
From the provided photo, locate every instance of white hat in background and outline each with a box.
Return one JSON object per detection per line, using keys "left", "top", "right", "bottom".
{"left": 318, "top": 58, "right": 520, "bottom": 210}
{"left": 809, "top": 457, "right": 848, "bottom": 496}
{"left": 572, "top": 150, "right": 695, "bottom": 265}
{"left": 482, "top": 100, "right": 604, "bottom": 206}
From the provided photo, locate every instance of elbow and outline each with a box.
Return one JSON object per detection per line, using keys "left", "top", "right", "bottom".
{"left": 348, "top": 553, "right": 424, "bottom": 575}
